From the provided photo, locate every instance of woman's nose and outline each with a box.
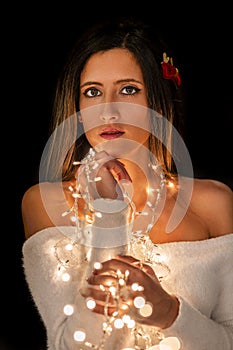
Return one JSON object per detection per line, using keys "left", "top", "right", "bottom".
{"left": 99, "top": 102, "right": 120, "bottom": 122}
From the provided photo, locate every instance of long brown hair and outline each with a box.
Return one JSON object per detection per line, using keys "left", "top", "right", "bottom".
{"left": 39, "top": 17, "right": 185, "bottom": 182}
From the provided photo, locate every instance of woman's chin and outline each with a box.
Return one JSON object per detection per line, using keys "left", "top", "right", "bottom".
{"left": 94, "top": 138, "right": 146, "bottom": 159}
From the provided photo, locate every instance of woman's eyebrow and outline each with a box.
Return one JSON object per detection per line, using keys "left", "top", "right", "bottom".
{"left": 115, "top": 78, "right": 144, "bottom": 85}
{"left": 80, "top": 81, "right": 103, "bottom": 89}
{"left": 80, "top": 78, "right": 143, "bottom": 89}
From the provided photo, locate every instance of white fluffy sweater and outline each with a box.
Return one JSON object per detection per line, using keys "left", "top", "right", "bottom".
{"left": 22, "top": 227, "right": 233, "bottom": 349}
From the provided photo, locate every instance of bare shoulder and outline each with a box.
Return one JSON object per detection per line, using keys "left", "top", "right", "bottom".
{"left": 191, "top": 178, "right": 233, "bottom": 237}
{"left": 21, "top": 183, "right": 42, "bottom": 212}
{"left": 22, "top": 183, "right": 52, "bottom": 239}
{"left": 21, "top": 182, "right": 72, "bottom": 239}
{"left": 22, "top": 182, "right": 61, "bottom": 209}
{"left": 193, "top": 178, "right": 233, "bottom": 201}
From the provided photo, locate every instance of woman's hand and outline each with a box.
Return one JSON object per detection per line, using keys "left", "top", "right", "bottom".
{"left": 77, "top": 151, "right": 132, "bottom": 200}
{"left": 80, "top": 255, "right": 179, "bottom": 329}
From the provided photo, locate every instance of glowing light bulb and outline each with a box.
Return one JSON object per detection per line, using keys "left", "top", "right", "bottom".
{"left": 65, "top": 243, "right": 73, "bottom": 251}
{"left": 109, "top": 286, "right": 116, "bottom": 295}
{"left": 139, "top": 302, "right": 153, "bottom": 317}
{"left": 116, "top": 269, "right": 122, "bottom": 276}
{"left": 73, "top": 330, "right": 86, "bottom": 342}
{"left": 167, "top": 180, "right": 175, "bottom": 189}
{"left": 70, "top": 215, "right": 77, "bottom": 222}
{"left": 86, "top": 298, "right": 96, "bottom": 310}
{"left": 133, "top": 296, "right": 145, "bottom": 308}
{"left": 63, "top": 304, "right": 74, "bottom": 316}
{"left": 126, "top": 319, "right": 135, "bottom": 328}
{"left": 147, "top": 201, "right": 153, "bottom": 208}
{"left": 131, "top": 282, "right": 139, "bottom": 291}
{"left": 119, "top": 278, "right": 125, "bottom": 286}
{"left": 122, "top": 315, "right": 130, "bottom": 323}
{"left": 72, "top": 192, "right": 79, "bottom": 198}
{"left": 94, "top": 176, "right": 102, "bottom": 181}
{"left": 93, "top": 261, "right": 102, "bottom": 270}
{"left": 125, "top": 270, "right": 130, "bottom": 279}
{"left": 114, "top": 318, "right": 124, "bottom": 329}
{"left": 61, "top": 272, "right": 70, "bottom": 282}
{"left": 121, "top": 304, "right": 129, "bottom": 311}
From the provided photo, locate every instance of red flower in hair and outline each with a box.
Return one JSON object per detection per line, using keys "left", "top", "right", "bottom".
{"left": 161, "top": 52, "right": 181, "bottom": 87}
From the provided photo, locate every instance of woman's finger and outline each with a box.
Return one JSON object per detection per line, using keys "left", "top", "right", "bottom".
{"left": 115, "top": 255, "right": 156, "bottom": 277}
{"left": 96, "top": 256, "right": 156, "bottom": 278}
{"left": 80, "top": 286, "right": 116, "bottom": 305}
{"left": 103, "top": 159, "right": 132, "bottom": 182}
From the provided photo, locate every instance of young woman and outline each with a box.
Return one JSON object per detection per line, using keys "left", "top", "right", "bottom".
{"left": 21, "top": 18, "right": 233, "bottom": 349}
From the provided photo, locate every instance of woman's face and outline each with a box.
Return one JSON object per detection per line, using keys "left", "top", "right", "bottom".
{"left": 79, "top": 48, "right": 150, "bottom": 154}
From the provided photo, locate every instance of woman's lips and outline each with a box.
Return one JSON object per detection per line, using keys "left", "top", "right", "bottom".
{"left": 99, "top": 128, "right": 125, "bottom": 140}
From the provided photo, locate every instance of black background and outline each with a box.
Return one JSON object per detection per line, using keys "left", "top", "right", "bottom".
{"left": 5, "top": 2, "right": 233, "bottom": 349}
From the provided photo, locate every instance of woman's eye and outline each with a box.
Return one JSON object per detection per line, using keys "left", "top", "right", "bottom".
{"left": 121, "top": 86, "right": 140, "bottom": 95}
{"left": 84, "top": 88, "right": 101, "bottom": 98}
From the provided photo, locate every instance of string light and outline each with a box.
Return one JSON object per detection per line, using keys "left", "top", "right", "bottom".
{"left": 54, "top": 148, "right": 181, "bottom": 349}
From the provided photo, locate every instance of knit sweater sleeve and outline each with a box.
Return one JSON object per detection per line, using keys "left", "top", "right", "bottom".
{"left": 22, "top": 199, "right": 134, "bottom": 350}
{"left": 156, "top": 234, "right": 233, "bottom": 349}
{"left": 161, "top": 295, "right": 233, "bottom": 349}
{"left": 22, "top": 227, "right": 135, "bottom": 350}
